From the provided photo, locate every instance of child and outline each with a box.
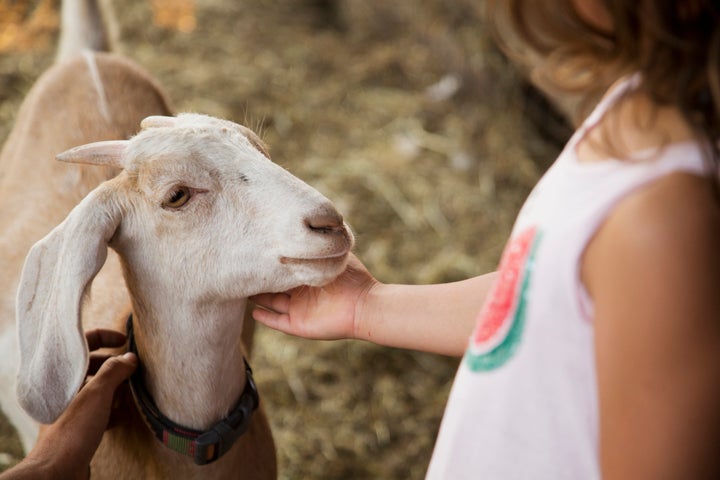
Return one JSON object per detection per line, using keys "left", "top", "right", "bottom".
{"left": 252, "top": 1, "right": 720, "bottom": 478}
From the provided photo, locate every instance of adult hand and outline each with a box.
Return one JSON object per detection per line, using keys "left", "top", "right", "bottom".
{"left": 2, "top": 329, "right": 137, "bottom": 480}
{"left": 251, "top": 253, "right": 378, "bottom": 340}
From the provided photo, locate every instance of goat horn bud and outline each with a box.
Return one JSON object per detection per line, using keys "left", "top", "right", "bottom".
{"left": 56, "top": 140, "right": 127, "bottom": 168}
{"left": 141, "top": 115, "right": 178, "bottom": 129}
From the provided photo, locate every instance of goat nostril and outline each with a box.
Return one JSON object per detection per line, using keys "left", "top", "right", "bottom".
{"left": 305, "top": 207, "right": 344, "bottom": 234}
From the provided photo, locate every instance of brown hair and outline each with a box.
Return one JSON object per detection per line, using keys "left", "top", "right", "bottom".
{"left": 486, "top": 0, "right": 720, "bottom": 172}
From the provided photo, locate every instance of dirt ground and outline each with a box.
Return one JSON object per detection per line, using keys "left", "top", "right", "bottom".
{"left": 0, "top": 0, "right": 569, "bottom": 478}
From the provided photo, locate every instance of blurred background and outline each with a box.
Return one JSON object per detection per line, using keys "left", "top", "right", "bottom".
{"left": 0, "top": 0, "right": 570, "bottom": 478}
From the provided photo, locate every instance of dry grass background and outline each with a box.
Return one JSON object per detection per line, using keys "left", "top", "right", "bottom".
{"left": 0, "top": 0, "right": 569, "bottom": 478}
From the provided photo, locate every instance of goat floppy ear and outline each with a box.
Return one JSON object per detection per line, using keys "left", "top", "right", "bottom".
{"left": 16, "top": 183, "right": 123, "bottom": 424}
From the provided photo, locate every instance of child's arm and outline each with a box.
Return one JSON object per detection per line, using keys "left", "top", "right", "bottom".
{"left": 584, "top": 173, "right": 720, "bottom": 478}
{"left": 354, "top": 273, "right": 498, "bottom": 356}
{"left": 251, "top": 254, "right": 497, "bottom": 357}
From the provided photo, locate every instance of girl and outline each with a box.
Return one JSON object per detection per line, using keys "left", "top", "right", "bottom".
{"left": 252, "top": 1, "right": 720, "bottom": 478}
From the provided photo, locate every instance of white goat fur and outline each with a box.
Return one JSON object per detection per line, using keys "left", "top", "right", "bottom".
{"left": 0, "top": 3, "right": 353, "bottom": 478}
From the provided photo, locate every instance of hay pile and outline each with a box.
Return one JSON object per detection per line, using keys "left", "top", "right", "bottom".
{"left": 0, "top": 0, "right": 567, "bottom": 478}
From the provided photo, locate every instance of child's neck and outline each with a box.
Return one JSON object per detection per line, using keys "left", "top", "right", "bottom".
{"left": 577, "top": 85, "right": 696, "bottom": 164}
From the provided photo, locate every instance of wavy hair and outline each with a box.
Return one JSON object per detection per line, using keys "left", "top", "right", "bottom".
{"left": 486, "top": 0, "right": 720, "bottom": 175}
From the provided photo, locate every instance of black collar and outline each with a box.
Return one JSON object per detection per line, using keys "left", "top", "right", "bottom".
{"left": 125, "top": 314, "right": 259, "bottom": 465}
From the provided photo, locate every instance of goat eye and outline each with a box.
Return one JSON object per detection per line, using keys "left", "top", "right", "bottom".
{"left": 163, "top": 186, "right": 191, "bottom": 209}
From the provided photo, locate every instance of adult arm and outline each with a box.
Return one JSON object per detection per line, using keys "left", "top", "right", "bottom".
{"left": 0, "top": 330, "right": 137, "bottom": 480}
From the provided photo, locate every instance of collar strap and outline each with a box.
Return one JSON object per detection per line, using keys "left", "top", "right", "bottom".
{"left": 126, "top": 314, "right": 259, "bottom": 465}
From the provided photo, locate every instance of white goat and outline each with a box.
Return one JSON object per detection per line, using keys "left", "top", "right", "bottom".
{"left": 0, "top": 1, "right": 354, "bottom": 478}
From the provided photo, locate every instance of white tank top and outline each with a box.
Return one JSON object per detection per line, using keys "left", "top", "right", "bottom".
{"left": 426, "top": 76, "right": 710, "bottom": 479}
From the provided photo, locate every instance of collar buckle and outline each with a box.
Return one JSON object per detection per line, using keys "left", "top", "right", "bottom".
{"left": 193, "top": 360, "right": 258, "bottom": 465}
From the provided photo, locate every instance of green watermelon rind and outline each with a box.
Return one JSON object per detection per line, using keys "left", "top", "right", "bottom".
{"left": 465, "top": 231, "right": 542, "bottom": 372}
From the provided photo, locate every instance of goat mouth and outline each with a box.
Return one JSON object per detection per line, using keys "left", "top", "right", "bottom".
{"left": 279, "top": 251, "right": 349, "bottom": 265}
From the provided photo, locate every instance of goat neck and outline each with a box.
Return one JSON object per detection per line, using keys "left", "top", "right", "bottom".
{"left": 127, "top": 285, "right": 250, "bottom": 432}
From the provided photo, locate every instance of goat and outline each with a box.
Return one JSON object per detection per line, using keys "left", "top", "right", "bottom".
{"left": 0, "top": 0, "right": 354, "bottom": 477}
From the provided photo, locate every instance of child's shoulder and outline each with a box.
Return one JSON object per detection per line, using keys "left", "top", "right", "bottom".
{"left": 585, "top": 171, "right": 719, "bottom": 290}
{"left": 611, "top": 171, "right": 717, "bottom": 255}
{"left": 581, "top": 169, "right": 720, "bottom": 379}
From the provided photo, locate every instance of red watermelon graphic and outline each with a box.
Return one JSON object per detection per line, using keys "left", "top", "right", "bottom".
{"left": 466, "top": 226, "right": 541, "bottom": 371}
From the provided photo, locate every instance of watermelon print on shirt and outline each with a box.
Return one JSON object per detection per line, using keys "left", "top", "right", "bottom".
{"left": 465, "top": 226, "right": 542, "bottom": 372}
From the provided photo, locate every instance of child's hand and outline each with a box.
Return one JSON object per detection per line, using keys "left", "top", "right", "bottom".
{"left": 251, "top": 253, "right": 378, "bottom": 341}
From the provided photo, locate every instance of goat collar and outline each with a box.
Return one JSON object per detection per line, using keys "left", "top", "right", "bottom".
{"left": 125, "top": 314, "right": 259, "bottom": 466}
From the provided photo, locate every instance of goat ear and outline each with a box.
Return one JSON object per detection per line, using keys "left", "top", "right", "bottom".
{"left": 141, "top": 115, "right": 177, "bottom": 129}
{"left": 16, "top": 184, "right": 123, "bottom": 424}
{"left": 56, "top": 140, "right": 127, "bottom": 168}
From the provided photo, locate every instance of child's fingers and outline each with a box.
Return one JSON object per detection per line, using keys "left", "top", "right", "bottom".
{"left": 252, "top": 307, "right": 300, "bottom": 337}
{"left": 251, "top": 306, "right": 284, "bottom": 329}
{"left": 250, "top": 292, "right": 291, "bottom": 314}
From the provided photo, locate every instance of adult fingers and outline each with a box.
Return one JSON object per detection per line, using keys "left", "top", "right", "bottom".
{"left": 85, "top": 329, "right": 127, "bottom": 352}
{"left": 54, "top": 353, "right": 136, "bottom": 447}
{"left": 87, "top": 352, "right": 137, "bottom": 393}
{"left": 40, "top": 352, "right": 137, "bottom": 478}
{"left": 87, "top": 353, "right": 113, "bottom": 376}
